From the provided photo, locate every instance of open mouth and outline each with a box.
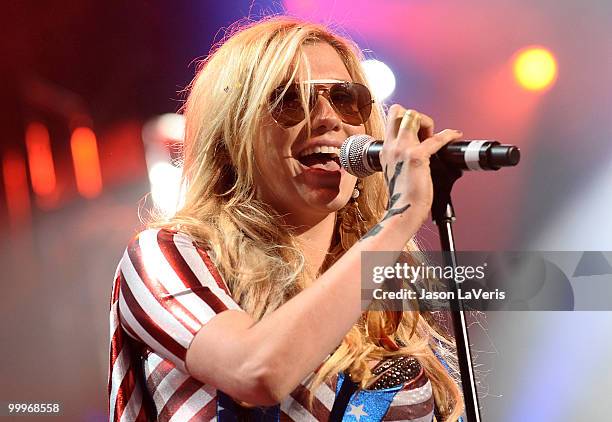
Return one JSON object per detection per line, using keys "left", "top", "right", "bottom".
{"left": 297, "top": 146, "right": 341, "bottom": 171}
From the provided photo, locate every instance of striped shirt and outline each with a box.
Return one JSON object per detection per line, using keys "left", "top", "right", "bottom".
{"left": 108, "top": 228, "right": 435, "bottom": 421}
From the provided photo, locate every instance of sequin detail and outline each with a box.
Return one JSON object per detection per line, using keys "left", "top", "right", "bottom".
{"left": 369, "top": 356, "right": 422, "bottom": 390}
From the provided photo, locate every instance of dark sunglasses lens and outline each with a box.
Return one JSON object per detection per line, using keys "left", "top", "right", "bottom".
{"left": 270, "top": 85, "right": 305, "bottom": 127}
{"left": 271, "top": 82, "right": 372, "bottom": 127}
{"left": 330, "top": 83, "right": 372, "bottom": 125}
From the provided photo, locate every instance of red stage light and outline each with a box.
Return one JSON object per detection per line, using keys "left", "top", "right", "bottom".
{"left": 70, "top": 127, "right": 103, "bottom": 198}
{"left": 2, "top": 151, "right": 31, "bottom": 227}
{"left": 25, "top": 122, "right": 57, "bottom": 198}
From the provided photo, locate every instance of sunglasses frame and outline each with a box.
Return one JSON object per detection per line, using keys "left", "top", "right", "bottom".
{"left": 269, "top": 79, "right": 374, "bottom": 128}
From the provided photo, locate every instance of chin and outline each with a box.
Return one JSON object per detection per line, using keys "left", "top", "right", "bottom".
{"left": 305, "top": 191, "right": 351, "bottom": 213}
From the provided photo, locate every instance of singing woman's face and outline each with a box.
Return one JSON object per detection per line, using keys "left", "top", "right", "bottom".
{"left": 253, "top": 42, "right": 366, "bottom": 227}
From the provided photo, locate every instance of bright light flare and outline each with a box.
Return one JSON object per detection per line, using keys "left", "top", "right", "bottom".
{"left": 25, "top": 122, "right": 57, "bottom": 198}
{"left": 157, "top": 113, "right": 185, "bottom": 142}
{"left": 513, "top": 46, "right": 558, "bottom": 91}
{"left": 2, "top": 151, "right": 31, "bottom": 227}
{"left": 70, "top": 127, "right": 103, "bottom": 198}
{"left": 148, "top": 161, "right": 182, "bottom": 216}
{"left": 361, "top": 59, "right": 396, "bottom": 101}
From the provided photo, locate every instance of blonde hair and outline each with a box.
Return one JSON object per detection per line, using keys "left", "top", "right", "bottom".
{"left": 155, "top": 15, "right": 463, "bottom": 420}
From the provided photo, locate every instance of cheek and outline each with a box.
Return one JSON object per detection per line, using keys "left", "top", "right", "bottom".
{"left": 255, "top": 126, "right": 290, "bottom": 169}
{"left": 258, "top": 120, "right": 304, "bottom": 161}
{"left": 253, "top": 125, "right": 304, "bottom": 195}
{"left": 344, "top": 123, "right": 367, "bottom": 138}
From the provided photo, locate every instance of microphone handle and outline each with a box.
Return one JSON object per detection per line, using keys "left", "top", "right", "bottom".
{"left": 365, "top": 140, "right": 520, "bottom": 172}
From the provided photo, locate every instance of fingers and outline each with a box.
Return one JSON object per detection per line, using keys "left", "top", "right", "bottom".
{"left": 399, "top": 109, "right": 420, "bottom": 132}
{"left": 396, "top": 109, "right": 421, "bottom": 146}
{"left": 417, "top": 112, "right": 434, "bottom": 141}
{"left": 386, "top": 105, "right": 435, "bottom": 145}
{"left": 421, "top": 129, "right": 463, "bottom": 155}
{"left": 385, "top": 104, "right": 407, "bottom": 143}
{"left": 383, "top": 104, "right": 460, "bottom": 160}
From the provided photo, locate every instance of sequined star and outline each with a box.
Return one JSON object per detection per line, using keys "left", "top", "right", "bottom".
{"left": 347, "top": 403, "right": 368, "bottom": 421}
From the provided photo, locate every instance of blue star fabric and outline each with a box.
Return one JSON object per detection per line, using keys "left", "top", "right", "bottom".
{"left": 336, "top": 373, "right": 403, "bottom": 421}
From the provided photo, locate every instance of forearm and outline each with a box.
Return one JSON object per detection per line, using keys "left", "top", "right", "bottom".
{"left": 242, "top": 206, "right": 427, "bottom": 400}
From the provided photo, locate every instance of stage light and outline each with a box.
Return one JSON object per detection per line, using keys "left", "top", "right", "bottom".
{"left": 513, "top": 46, "right": 558, "bottom": 91}
{"left": 70, "top": 127, "right": 103, "bottom": 198}
{"left": 148, "top": 161, "right": 182, "bottom": 216}
{"left": 25, "top": 122, "right": 57, "bottom": 198}
{"left": 142, "top": 113, "right": 186, "bottom": 216}
{"left": 157, "top": 113, "right": 185, "bottom": 142}
{"left": 2, "top": 151, "right": 31, "bottom": 227}
{"left": 361, "top": 59, "right": 396, "bottom": 101}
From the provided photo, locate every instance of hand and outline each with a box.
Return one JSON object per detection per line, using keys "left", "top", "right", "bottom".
{"left": 379, "top": 105, "right": 463, "bottom": 220}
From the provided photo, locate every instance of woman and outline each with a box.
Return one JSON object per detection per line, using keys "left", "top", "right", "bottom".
{"left": 109, "top": 16, "right": 465, "bottom": 421}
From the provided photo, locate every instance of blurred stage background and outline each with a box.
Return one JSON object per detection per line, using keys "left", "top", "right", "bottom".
{"left": 1, "top": 1, "right": 611, "bottom": 420}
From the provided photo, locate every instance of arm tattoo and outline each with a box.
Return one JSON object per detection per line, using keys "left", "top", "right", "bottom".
{"left": 386, "top": 162, "right": 403, "bottom": 208}
{"left": 360, "top": 161, "right": 411, "bottom": 241}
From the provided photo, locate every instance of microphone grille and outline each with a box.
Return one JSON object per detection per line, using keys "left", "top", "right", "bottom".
{"left": 339, "top": 134, "right": 376, "bottom": 178}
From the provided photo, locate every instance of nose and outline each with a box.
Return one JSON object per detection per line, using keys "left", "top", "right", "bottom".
{"left": 311, "top": 93, "right": 341, "bottom": 134}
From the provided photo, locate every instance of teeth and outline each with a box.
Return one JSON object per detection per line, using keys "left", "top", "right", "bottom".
{"left": 299, "top": 146, "right": 340, "bottom": 158}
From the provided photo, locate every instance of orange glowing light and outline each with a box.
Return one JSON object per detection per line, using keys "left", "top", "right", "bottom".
{"left": 70, "top": 127, "right": 103, "bottom": 198}
{"left": 25, "top": 122, "right": 57, "bottom": 197}
{"left": 3, "top": 151, "right": 31, "bottom": 226}
{"left": 513, "top": 46, "right": 558, "bottom": 91}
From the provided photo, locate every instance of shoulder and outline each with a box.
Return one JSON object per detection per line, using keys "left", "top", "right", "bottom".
{"left": 123, "top": 228, "right": 214, "bottom": 269}
{"left": 119, "top": 227, "right": 228, "bottom": 292}
{"left": 114, "top": 228, "right": 239, "bottom": 371}
{"left": 126, "top": 227, "right": 201, "bottom": 252}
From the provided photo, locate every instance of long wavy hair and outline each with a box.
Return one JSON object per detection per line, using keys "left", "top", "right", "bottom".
{"left": 154, "top": 16, "right": 463, "bottom": 420}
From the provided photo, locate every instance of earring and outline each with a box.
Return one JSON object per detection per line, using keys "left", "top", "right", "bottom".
{"left": 340, "top": 179, "right": 366, "bottom": 248}
{"left": 350, "top": 179, "right": 366, "bottom": 223}
{"left": 352, "top": 179, "right": 362, "bottom": 200}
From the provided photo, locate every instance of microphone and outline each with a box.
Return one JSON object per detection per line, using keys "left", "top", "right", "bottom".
{"left": 339, "top": 134, "right": 520, "bottom": 178}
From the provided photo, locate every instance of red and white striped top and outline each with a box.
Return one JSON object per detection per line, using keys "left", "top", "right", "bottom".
{"left": 108, "top": 228, "right": 435, "bottom": 421}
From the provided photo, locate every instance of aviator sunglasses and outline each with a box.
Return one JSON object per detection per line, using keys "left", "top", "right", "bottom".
{"left": 269, "top": 79, "right": 374, "bottom": 128}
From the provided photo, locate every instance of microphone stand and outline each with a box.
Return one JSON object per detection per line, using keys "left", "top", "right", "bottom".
{"left": 429, "top": 155, "right": 481, "bottom": 422}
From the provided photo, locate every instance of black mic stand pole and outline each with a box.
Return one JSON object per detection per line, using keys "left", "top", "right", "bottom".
{"left": 429, "top": 155, "right": 481, "bottom": 422}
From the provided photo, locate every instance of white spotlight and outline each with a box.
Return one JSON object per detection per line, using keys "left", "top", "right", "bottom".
{"left": 148, "top": 161, "right": 183, "bottom": 216}
{"left": 142, "top": 113, "right": 186, "bottom": 217}
{"left": 361, "top": 59, "right": 396, "bottom": 102}
{"left": 157, "top": 113, "right": 186, "bottom": 142}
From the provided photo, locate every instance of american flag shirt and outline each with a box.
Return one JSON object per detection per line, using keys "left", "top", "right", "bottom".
{"left": 108, "top": 228, "right": 436, "bottom": 421}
